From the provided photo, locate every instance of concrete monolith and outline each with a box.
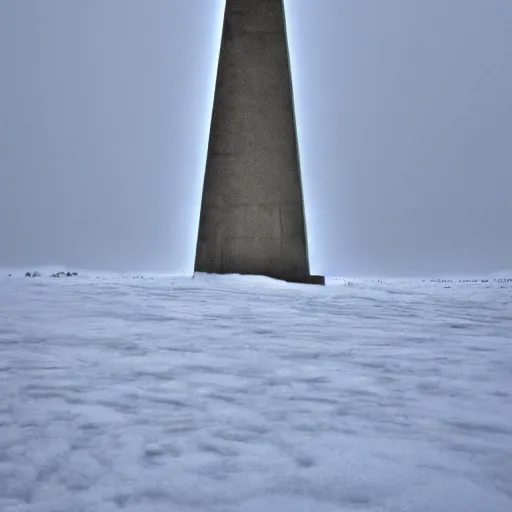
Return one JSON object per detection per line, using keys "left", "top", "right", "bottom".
{"left": 195, "top": 0, "right": 324, "bottom": 285}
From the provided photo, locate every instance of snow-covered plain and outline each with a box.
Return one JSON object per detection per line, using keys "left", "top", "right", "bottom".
{"left": 0, "top": 271, "right": 511, "bottom": 512}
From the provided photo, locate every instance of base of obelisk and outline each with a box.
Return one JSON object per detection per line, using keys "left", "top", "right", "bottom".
{"left": 291, "top": 275, "right": 325, "bottom": 286}
{"left": 193, "top": 272, "right": 325, "bottom": 286}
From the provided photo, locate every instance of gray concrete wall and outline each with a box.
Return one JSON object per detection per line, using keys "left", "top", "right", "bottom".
{"left": 195, "top": 0, "right": 319, "bottom": 283}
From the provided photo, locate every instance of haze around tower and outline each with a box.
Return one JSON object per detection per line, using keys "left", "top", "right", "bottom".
{"left": 1, "top": 0, "right": 511, "bottom": 277}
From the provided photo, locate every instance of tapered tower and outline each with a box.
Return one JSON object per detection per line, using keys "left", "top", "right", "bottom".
{"left": 195, "top": 0, "right": 324, "bottom": 285}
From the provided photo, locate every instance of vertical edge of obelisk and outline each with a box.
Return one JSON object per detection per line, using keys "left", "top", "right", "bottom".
{"left": 193, "top": 1, "right": 229, "bottom": 274}
{"left": 281, "top": 1, "right": 311, "bottom": 276}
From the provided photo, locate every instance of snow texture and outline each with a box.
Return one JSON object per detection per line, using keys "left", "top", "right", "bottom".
{"left": 0, "top": 272, "right": 511, "bottom": 511}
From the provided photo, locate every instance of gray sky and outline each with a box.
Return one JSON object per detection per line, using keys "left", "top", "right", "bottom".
{"left": 1, "top": 0, "right": 511, "bottom": 277}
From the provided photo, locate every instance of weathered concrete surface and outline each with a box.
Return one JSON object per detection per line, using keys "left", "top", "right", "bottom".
{"left": 195, "top": 0, "right": 324, "bottom": 285}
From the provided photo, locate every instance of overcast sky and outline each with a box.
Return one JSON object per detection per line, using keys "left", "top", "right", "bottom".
{"left": 1, "top": 0, "right": 511, "bottom": 277}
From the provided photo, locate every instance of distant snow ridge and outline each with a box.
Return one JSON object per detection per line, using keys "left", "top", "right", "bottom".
{"left": 19, "top": 270, "right": 78, "bottom": 278}
{"left": 329, "top": 275, "right": 512, "bottom": 286}
{"left": 2, "top": 268, "right": 512, "bottom": 291}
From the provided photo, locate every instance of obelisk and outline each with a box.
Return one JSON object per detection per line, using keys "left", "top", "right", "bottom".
{"left": 194, "top": 0, "right": 324, "bottom": 285}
